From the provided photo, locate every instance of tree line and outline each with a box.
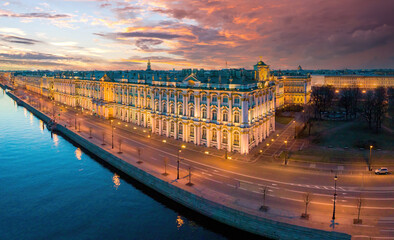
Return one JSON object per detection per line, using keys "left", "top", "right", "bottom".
{"left": 305, "top": 86, "right": 390, "bottom": 133}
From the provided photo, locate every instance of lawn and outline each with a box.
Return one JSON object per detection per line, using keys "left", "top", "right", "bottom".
{"left": 275, "top": 115, "right": 294, "bottom": 125}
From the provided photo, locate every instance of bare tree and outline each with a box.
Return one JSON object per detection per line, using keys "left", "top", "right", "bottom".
{"left": 310, "top": 86, "right": 335, "bottom": 120}
{"left": 259, "top": 186, "right": 269, "bottom": 212}
{"left": 338, "top": 87, "right": 360, "bottom": 120}
{"left": 353, "top": 196, "right": 363, "bottom": 224}
{"left": 373, "top": 87, "right": 388, "bottom": 133}
{"left": 301, "top": 193, "right": 312, "bottom": 219}
{"left": 118, "top": 139, "right": 122, "bottom": 154}
{"left": 362, "top": 90, "right": 374, "bottom": 129}
{"left": 162, "top": 157, "right": 169, "bottom": 176}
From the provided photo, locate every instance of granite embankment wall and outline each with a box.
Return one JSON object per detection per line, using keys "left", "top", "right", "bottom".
{"left": 5, "top": 90, "right": 351, "bottom": 240}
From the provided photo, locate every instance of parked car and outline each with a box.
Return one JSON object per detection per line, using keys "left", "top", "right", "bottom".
{"left": 375, "top": 168, "right": 389, "bottom": 175}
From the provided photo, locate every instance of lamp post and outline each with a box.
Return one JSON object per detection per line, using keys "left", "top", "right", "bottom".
{"left": 284, "top": 140, "right": 288, "bottom": 165}
{"left": 293, "top": 120, "right": 296, "bottom": 139}
{"left": 75, "top": 113, "right": 78, "bottom": 130}
{"left": 111, "top": 119, "right": 114, "bottom": 149}
{"left": 177, "top": 149, "right": 181, "bottom": 179}
{"left": 332, "top": 174, "right": 338, "bottom": 220}
{"left": 369, "top": 145, "right": 373, "bottom": 171}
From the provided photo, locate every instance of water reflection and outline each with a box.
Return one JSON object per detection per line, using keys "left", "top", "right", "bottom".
{"left": 176, "top": 216, "right": 184, "bottom": 229}
{"left": 24, "top": 108, "right": 27, "bottom": 117}
{"left": 39, "top": 120, "right": 44, "bottom": 134}
{"left": 30, "top": 112, "right": 33, "bottom": 125}
{"left": 53, "top": 133, "right": 59, "bottom": 147}
{"left": 113, "top": 173, "right": 120, "bottom": 189}
{"left": 75, "top": 148, "right": 82, "bottom": 160}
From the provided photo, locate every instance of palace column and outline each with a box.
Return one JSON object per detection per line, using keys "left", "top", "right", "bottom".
{"left": 241, "top": 96, "right": 249, "bottom": 127}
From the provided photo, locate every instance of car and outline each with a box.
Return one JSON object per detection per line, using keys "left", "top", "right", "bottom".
{"left": 375, "top": 167, "right": 389, "bottom": 175}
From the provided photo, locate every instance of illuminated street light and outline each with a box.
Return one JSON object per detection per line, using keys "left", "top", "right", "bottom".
{"left": 332, "top": 174, "right": 338, "bottom": 220}
{"left": 284, "top": 140, "right": 288, "bottom": 165}
{"left": 111, "top": 119, "right": 114, "bottom": 149}
{"left": 177, "top": 149, "right": 181, "bottom": 179}
{"left": 369, "top": 145, "right": 373, "bottom": 171}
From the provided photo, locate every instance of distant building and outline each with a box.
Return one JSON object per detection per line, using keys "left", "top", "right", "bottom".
{"left": 324, "top": 75, "right": 394, "bottom": 89}
{"left": 275, "top": 66, "right": 311, "bottom": 105}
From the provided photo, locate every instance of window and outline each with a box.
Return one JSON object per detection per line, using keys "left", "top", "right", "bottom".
{"left": 202, "top": 94, "right": 207, "bottom": 103}
{"left": 155, "top": 102, "right": 159, "bottom": 111}
{"left": 190, "top": 94, "right": 194, "bottom": 103}
{"left": 202, "top": 108, "right": 207, "bottom": 119}
{"left": 162, "top": 103, "right": 167, "bottom": 113}
{"left": 202, "top": 127, "right": 207, "bottom": 139}
{"left": 222, "top": 111, "right": 228, "bottom": 122}
{"left": 189, "top": 107, "right": 194, "bottom": 117}
{"left": 178, "top": 123, "right": 183, "bottom": 134}
{"left": 190, "top": 125, "right": 194, "bottom": 137}
{"left": 156, "top": 119, "right": 159, "bottom": 129}
{"left": 212, "top": 129, "right": 217, "bottom": 141}
{"left": 222, "top": 130, "right": 228, "bottom": 144}
{"left": 212, "top": 95, "right": 217, "bottom": 103}
{"left": 171, "top": 122, "right": 174, "bottom": 133}
{"left": 163, "top": 121, "right": 167, "bottom": 131}
{"left": 234, "top": 111, "right": 240, "bottom": 123}
{"left": 212, "top": 109, "right": 217, "bottom": 121}
{"left": 233, "top": 132, "right": 240, "bottom": 146}
{"left": 170, "top": 104, "right": 175, "bottom": 114}
{"left": 222, "top": 96, "right": 228, "bottom": 104}
{"left": 178, "top": 105, "right": 182, "bottom": 115}
{"left": 171, "top": 93, "right": 174, "bottom": 99}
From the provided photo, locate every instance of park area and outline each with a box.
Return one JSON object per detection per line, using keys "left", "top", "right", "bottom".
{"left": 290, "top": 118, "right": 393, "bottom": 164}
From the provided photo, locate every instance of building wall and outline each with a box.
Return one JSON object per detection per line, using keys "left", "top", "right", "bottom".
{"left": 324, "top": 75, "right": 394, "bottom": 89}
{"left": 19, "top": 75, "right": 276, "bottom": 155}
{"left": 282, "top": 76, "right": 311, "bottom": 105}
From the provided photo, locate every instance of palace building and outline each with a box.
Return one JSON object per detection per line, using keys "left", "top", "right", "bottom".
{"left": 324, "top": 75, "right": 394, "bottom": 89}
{"left": 11, "top": 60, "right": 279, "bottom": 154}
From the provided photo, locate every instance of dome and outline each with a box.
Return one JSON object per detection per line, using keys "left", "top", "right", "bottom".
{"left": 257, "top": 60, "right": 267, "bottom": 66}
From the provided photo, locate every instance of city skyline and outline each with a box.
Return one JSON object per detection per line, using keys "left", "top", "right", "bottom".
{"left": 1, "top": 0, "right": 393, "bottom": 71}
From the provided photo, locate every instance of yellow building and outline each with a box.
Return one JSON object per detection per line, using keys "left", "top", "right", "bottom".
{"left": 324, "top": 75, "right": 394, "bottom": 89}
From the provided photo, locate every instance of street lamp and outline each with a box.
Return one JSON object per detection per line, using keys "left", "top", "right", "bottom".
{"left": 111, "top": 119, "right": 114, "bottom": 149}
{"left": 75, "top": 113, "right": 78, "bottom": 130}
{"left": 332, "top": 174, "right": 338, "bottom": 220}
{"left": 293, "top": 120, "right": 296, "bottom": 139}
{"left": 177, "top": 149, "right": 181, "bottom": 179}
{"left": 369, "top": 145, "right": 373, "bottom": 171}
{"left": 284, "top": 140, "right": 288, "bottom": 165}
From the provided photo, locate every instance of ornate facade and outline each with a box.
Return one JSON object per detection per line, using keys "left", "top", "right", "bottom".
{"left": 12, "top": 61, "right": 278, "bottom": 154}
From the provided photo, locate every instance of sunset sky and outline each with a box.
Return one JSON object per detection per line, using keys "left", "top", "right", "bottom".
{"left": 0, "top": 0, "right": 393, "bottom": 71}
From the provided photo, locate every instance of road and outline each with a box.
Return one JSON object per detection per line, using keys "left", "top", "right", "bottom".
{"left": 14, "top": 88, "right": 394, "bottom": 239}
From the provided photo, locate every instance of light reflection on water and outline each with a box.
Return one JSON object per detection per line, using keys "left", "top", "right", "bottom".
{"left": 113, "top": 173, "right": 120, "bottom": 189}
{"left": 52, "top": 133, "right": 59, "bottom": 147}
{"left": 75, "top": 147, "right": 82, "bottom": 160}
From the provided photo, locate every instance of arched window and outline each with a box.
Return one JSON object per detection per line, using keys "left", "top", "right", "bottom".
{"left": 189, "top": 106, "right": 194, "bottom": 117}
{"left": 233, "top": 132, "right": 240, "bottom": 146}
{"left": 222, "top": 110, "right": 228, "bottom": 122}
{"left": 212, "top": 129, "right": 217, "bottom": 142}
{"left": 162, "top": 103, "right": 167, "bottom": 113}
{"left": 190, "top": 94, "right": 194, "bottom": 103}
{"left": 202, "top": 108, "right": 207, "bottom": 119}
{"left": 212, "top": 95, "right": 217, "bottom": 103}
{"left": 202, "top": 94, "right": 207, "bottom": 103}
{"left": 190, "top": 125, "right": 194, "bottom": 137}
{"left": 162, "top": 120, "right": 167, "bottom": 131}
{"left": 155, "top": 102, "right": 159, "bottom": 111}
{"left": 234, "top": 111, "right": 240, "bottom": 123}
{"left": 202, "top": 127, "right": 207, "bottom": 139}
{"left": 156, "top": 119, "right": 159, "bottom": 129}
{"left": 178, "top": 123, "right": 183, "bottom": 134}
{"left": 212, "top": 109, "right": 217, "bottom": 121}
{"left": 222, "top": 96, "right": 228, "bottom": 104}
{"left": 178, "top": 105, "right": 182, "bottom": 115}
{"left": 170, "top": 104, "right": 175, "bottom": 114}
{"left": 222, "top": 130, "right": 228, "bottom": 144}
{"left": 170, "top": 121, "right": 174, "bottom": 133}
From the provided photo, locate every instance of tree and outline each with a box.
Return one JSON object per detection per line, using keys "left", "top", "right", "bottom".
{"left": 301, "top": 192, "right": 312, "bottom": 219}
{"left": 310, "top": 86, "right": 334, "bottom": 120}
{"left": 373, "top": 87, "right": 388, "bottom": 133}
{"left": 362, "top": 90, "right": 374, "bottom": 129}
{"left": 338, "top": 87, "right": 360, "bottom": 120}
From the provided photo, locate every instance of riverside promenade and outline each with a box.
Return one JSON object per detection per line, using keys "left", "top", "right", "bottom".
{"left": 4, "top": 86, "right": 394, "bottom": 239}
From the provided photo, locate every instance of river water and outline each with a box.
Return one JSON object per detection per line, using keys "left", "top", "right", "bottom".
{"left": 0, "top": 90, "right": 247, "bottom": 240}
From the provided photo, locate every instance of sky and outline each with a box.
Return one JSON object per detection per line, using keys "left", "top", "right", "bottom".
{"left": 0, "top": 0, "right": 393, "bottom": 71}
